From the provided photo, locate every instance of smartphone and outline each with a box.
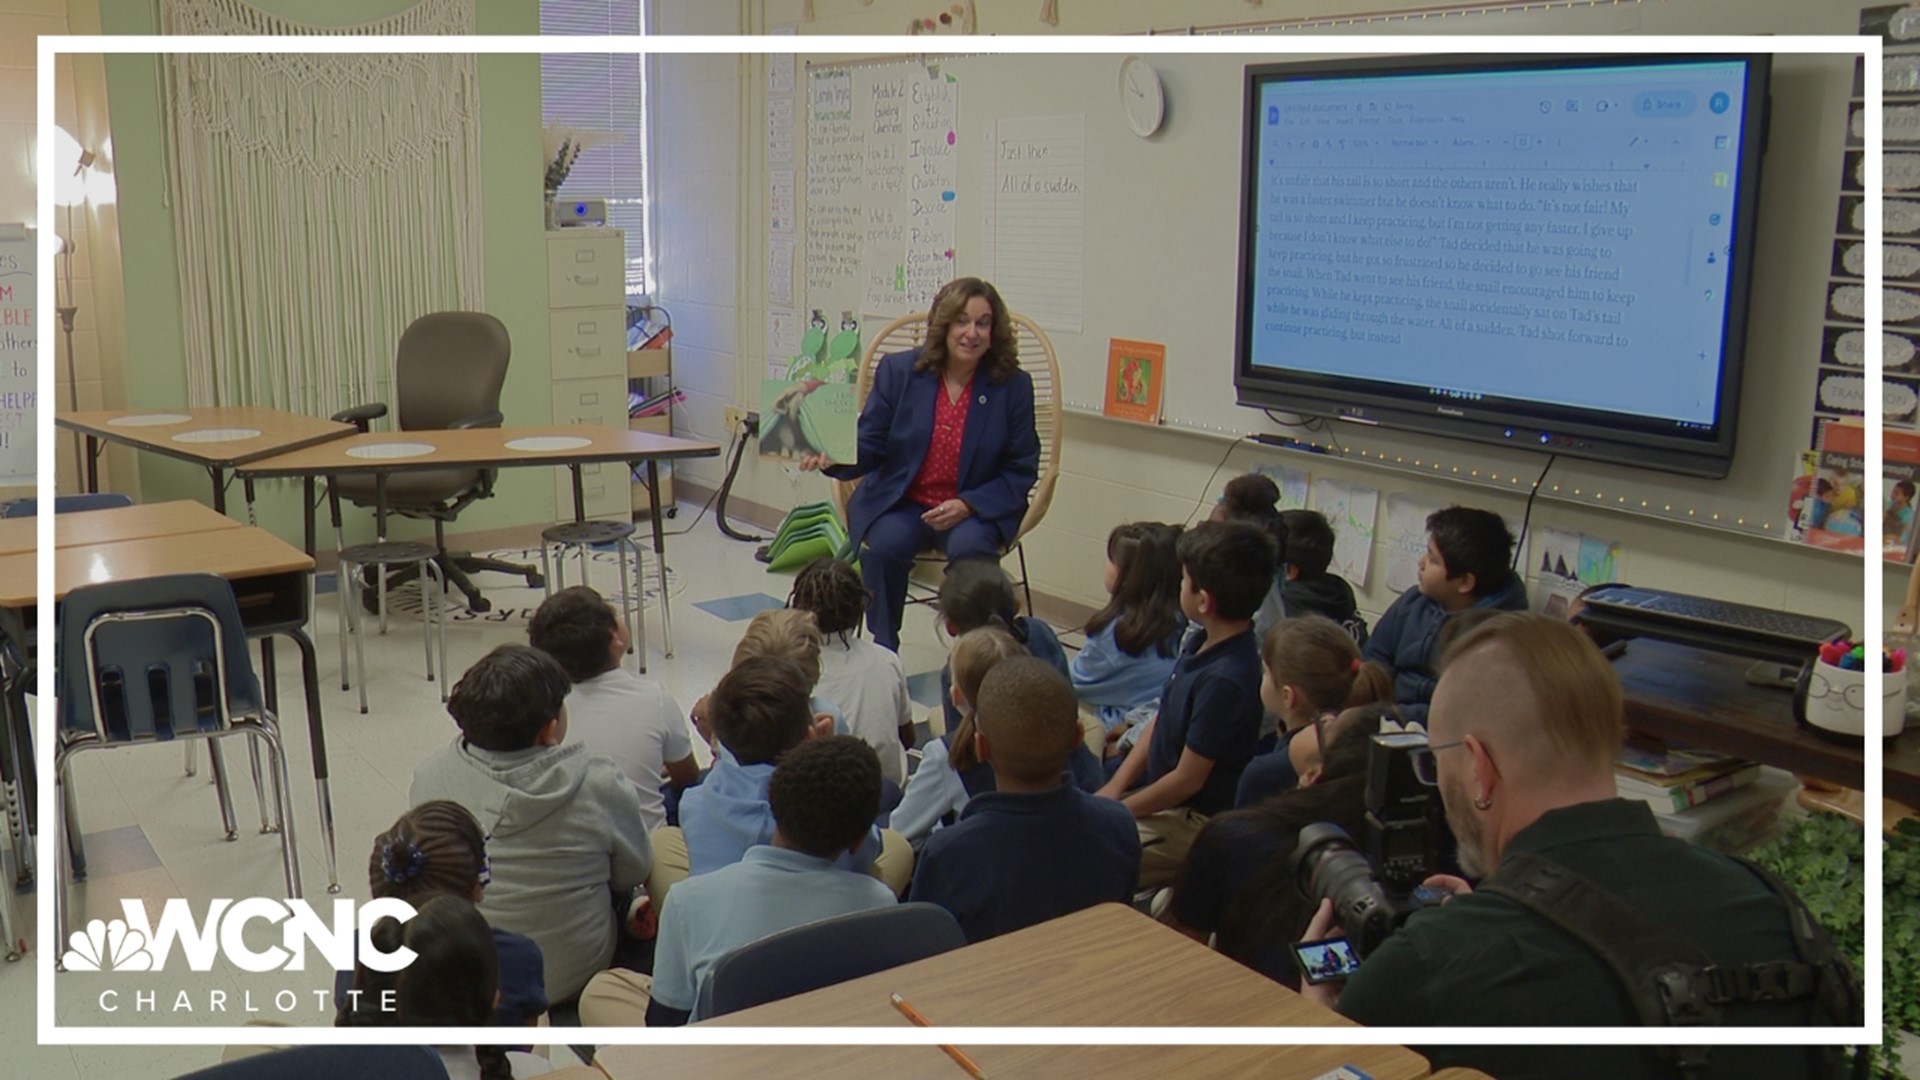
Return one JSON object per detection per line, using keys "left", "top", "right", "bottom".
{"left": 1292, "top": 936, "right": 1363, "bottom": 985}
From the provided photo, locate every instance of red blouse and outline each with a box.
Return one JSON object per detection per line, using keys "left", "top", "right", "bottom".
{"left": 906, "top": 377, "right": 975, "bottom": 509}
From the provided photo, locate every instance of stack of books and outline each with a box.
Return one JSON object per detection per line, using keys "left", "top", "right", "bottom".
{"left": 1615, "top": 740, "right": 1761, "bottom": 814}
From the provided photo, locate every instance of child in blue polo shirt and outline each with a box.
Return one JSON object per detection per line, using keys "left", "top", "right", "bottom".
{"left": 909, "top": 656, "right": 1140, "bottom": 941}
{"left": 1097, "top": 520, "right": 1275, "bottom": 889}
{"left": 676, "top": 656, "right": 889, "bottom": 878}
{"left": 1362, "top": 505, "right": 1528, "bottom": 725}
{"left": 579, "top": 734, "right": 899, "bottom": 1028}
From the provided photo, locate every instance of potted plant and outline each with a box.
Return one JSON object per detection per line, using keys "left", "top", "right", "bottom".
{"left": 541, "top": 124, "right": 607, "bottom": 228}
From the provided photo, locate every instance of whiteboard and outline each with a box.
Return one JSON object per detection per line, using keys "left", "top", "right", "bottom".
{"left": 0, "top": 225, "right": 36, "bottom": 488}
{"left": 798, "top": 49, "right": 1855, "bottom": 541}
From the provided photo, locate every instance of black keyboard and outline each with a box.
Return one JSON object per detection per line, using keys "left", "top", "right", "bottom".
{"left": 1574, "top": 584, "right": 1850, "bottom": 666}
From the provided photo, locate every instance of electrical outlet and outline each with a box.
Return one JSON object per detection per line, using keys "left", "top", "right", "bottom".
{"left": 723, "top": 405, "right": 746, "bottom": 433}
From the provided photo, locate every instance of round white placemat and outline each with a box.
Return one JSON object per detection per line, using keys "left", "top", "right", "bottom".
{"left": 172, "top": 427, "right": 261, "bottom": 443}
{"left": 107, "top": 413, "right": 192, "bottom": 427}
{"left": 345, "top": 442, "right": 437, "bottom": 460}
{"left": 505, "top": 435, "right": 593, "bottom": 452}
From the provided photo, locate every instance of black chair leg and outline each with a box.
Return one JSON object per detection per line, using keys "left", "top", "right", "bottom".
{"left": 1015, "top": 542, "right": 1034, "bottom": 618}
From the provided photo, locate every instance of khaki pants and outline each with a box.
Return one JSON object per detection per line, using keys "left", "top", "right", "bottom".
{"left": 646, "top": 825, "right": 915, "bottom": 907}
{"left": 579, "top": 969, "right": 653, "bottom": 1027}
{"left": 1077, "top": 709, "right": 1106, "bottom": 760}
{"left": 1136, "top": 807, "right": 1210, "bottom": 890}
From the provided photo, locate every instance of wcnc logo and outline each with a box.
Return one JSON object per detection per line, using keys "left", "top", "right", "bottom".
{"left": 61, "top": 898, "right": 418, "bottom": 974}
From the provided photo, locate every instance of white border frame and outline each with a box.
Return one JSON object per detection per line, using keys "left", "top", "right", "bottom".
{"left": 37, "top": 32, "right": 1880, "bottom": 1052}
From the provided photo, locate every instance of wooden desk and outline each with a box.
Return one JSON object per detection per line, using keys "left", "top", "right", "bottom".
{"left": 597, "top": 905, "right": 1433, "bottom": 1080}
{"left": 58, "top": 407, "right": 354, "bottom": 514}
{"left": 1611, "top": 640, "right": 1907, "bottom": 799}
{"left": 597, "top": 1043, "right": 1428, "bottom": 1080}
{"left": 49, "top": 500, "right": 240, "bottom": 549}
{"left": 240, "top": 426, "right": 722, "bottom": 650}
{"left": 31, "top": 522, "right": 340, "bottom": 891}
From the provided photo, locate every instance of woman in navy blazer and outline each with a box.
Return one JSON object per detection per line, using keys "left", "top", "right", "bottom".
{"left": 801, "top": 278, "right": 1040, "bottom": 650}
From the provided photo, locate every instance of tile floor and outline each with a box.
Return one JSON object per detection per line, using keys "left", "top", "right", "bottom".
{"left": 0, "top": 507, "right": 975, "bottom": 1076}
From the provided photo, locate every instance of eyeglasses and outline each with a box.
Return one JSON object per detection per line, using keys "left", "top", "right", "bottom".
{"left": 1805, "top": 673, "right": 1867, "bottom": 711}
{"left": 1410, "top": 739, "right": 1467, "bottom": 787}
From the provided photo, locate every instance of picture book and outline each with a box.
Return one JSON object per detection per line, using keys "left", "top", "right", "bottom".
{"left": 761, "top": 311, "right": 861, "bottom": 464}
{"left": 1102, "top": 338, "right": 1166, "bottom": 424}
{"left": 1795, "top": 419, "right": 1920, "bottom": 561}
{"left": 1794, "top": 419, "right": 1866, "bottom": 554}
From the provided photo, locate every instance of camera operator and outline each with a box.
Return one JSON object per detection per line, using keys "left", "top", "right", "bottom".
{"left": 1298, "top": 612, "right": 1860, "bottom": 1080}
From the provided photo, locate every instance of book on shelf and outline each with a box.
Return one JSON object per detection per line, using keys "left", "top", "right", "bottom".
{"left": 1616, "top": 762, "right": 1761, "bottom": 813}
{"left": 1791, "top": 418, "right": 1920, "bottom": 561}
{"left": 1616, "top": 738, "right": 1742, "bottom": 779}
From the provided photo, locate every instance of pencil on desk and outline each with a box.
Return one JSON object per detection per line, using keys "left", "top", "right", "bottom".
{"left": 890, "top": 992, "right": 989, "bottom": 1080}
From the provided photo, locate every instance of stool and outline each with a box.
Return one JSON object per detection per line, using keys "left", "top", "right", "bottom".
{"left": 337, "top": 540, "right": 447, "bottom": 715}
{"left": 539, "top": 521, "right": 658, "bottom": 671}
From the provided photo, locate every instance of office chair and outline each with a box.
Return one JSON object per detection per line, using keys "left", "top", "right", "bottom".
{"left": 328, "top": 311, "right": 543, "bottom": 614}
{"left": 699, "top": 902, "right": 967, "bottom": 1019}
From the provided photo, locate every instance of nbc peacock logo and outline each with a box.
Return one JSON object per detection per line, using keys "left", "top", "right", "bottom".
{"left": 61, "top": 918, "right": 154, "bottom": 973}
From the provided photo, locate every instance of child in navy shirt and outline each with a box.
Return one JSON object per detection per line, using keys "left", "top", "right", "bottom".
{"left": 1277, "top": 509, "right": 1365, "bottom": 639}
{"left": 1234, "top": 616, "right": 1391, "bottom": 808}
{"left": 909, "top": 657, "right": 1140, "bottom": 941}
{"left": 1097, "top": 521, "right": 1275, "bottom": 889}
{"left": 1362, "top": 506, "right": 1528, "bottom": 725}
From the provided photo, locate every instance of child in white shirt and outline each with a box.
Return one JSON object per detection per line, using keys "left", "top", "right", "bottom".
{"left": 788, "top": 557, "right": 912, "bottom": 788}
{"left": 529, "top": 586, "right": 698, "bottom": 834}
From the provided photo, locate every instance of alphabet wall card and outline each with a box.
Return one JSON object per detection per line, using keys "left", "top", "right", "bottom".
{"left": 1384, "top": 493, "right": 1445, "bottom": 593}
{"left": 0, "top": 225, "right": 35, "bottom": 487}
{"left": 1311, "top": 477, "right": 1379, "bottom": 589}
{"left": 1102, "top": 338, "right": 1165, "bottom": 424}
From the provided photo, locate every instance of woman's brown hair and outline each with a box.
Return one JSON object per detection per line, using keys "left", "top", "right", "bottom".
{"left": 916, "top": 277, "right": 1020, "bottom": 382}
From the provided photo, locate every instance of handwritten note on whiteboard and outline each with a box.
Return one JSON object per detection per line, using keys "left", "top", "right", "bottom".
{"left": 982, "top": 115, "right": 1085, "bottom": 333}
{"left": 0, "top": 226, "right": 35, "bottom": 486}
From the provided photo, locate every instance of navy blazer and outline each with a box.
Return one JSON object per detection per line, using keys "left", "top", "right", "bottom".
{"left": 826, "top": 347, "right": 1040, "bottom": 551}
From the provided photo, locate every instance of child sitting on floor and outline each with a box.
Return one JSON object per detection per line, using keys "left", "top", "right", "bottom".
{"left": 332, "top": 800, "right": 548, "bottom": 1027}
{"left": 409, "top": 644, "right": 652, "bottom": 1004}
{"left": 890, "top": 626, "right": 1027, "bottom": 844}
{"left": 1096, "top": 520, "right": 1274, "bottom": 890}
{"left": 1363, "top": 505, "right": 1528, "bottom": 724}
{"left": 908, "top": 657, "right": 1140, "bottom": 942}
{"left": 579, "top": 734, "right": 899, "bottom": 1028}
{"left": 1072, "top": 522, "right": 1185, "bottom": 737}
{"left": 528, "top": 586, "right": 697, "bottom": 834}
{"left": 1235, "top": 616, "right": 1391, "bottom": 808}
{"left": 788, "top": 557, "right": 913, "bottom": 786}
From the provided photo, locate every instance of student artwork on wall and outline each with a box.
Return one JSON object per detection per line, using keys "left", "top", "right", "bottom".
{"left": 1101, "top": 337, "right": 1165, "bottom": 424}
{"left": 1311, "top": 477, "right": 1379, "bottom": 589}
{"left": 1256, "top": 462, "right": 1310, "bottom": 511}
{"left": 1383, "top": 493, "right": 1445, "bottom": 594}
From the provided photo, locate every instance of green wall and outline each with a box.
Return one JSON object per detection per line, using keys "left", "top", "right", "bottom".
{"left": 100, "top": 0, "right": 552, "bottom": 548}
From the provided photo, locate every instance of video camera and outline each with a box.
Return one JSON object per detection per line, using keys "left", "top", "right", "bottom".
{"left": 1290, "top": 731, "right": 1447, "bottom": 957}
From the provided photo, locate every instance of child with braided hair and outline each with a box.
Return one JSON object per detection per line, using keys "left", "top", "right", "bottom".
{"left": 338, "top": 894, "right": 553, "bottom": 1079}
{"left": 789, "top": 557, "right": 913, "bottom": 786}
{"left": 333, "top": 801, "right": 549, "bottom": 1026}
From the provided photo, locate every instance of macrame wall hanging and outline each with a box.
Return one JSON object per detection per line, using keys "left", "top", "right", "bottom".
{"left": 160, "top": 0, "right": 484, "bottom": 417}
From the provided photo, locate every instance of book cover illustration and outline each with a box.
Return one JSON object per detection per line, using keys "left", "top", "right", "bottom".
{"left": 761, "top": 310, "right": 860, "bottom": 463}
{"left": 1102, "top": 338, "right": 1166, "bottom": 424}
{"left": 1794, "top": 419, "right": 1865, "bottom": 554}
